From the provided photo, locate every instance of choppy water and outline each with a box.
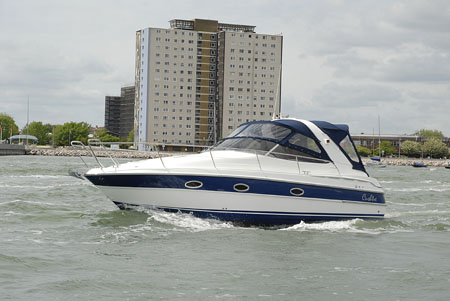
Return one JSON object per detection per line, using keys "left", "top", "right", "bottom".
{"left": 1, "top": 155, "right": 450, "bottom": 300}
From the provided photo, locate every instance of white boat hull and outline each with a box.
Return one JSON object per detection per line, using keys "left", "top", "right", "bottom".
{"left": 86, "top": 170, "right": 385, "bottom": 225}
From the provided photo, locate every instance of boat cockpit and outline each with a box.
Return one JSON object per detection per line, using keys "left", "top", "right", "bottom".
{"left": 210, "top": 120, "right": 366, "bottom": 172}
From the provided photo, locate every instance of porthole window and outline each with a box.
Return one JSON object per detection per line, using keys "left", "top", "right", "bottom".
{"left": 233, "top": 183, "right": 249, "bottom": 192}
{"left": 185, "top": 180, "right": 203, "bottom": 189}
{"left": 290, "top": 188, "right": 304, "bottom": 196}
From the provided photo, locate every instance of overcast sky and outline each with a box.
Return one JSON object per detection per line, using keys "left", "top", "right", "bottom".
{"left": 1, "top": 0, "right": 449, "bottom": 135}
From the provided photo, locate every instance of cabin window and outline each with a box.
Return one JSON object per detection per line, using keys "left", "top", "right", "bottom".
{"left": 236, "top": 123, "right": 291, "bottom": 140}
{"left": 233, "top": 183, "right": 249, "bottom": 192}
{"left": 267, "top": 144, "right": 327, "bottom": 163}
{"left": 214, "top": 138, "right": 277, "bottom": 152}
{"left": 288, "top": 133, "right": 321, "bottom": 154}
{"left": 340, "top": 135, "right": 359, "bottom": 162}
{"left": 185, "top": 180, "right": 203, "bottom": 189}
{"left": 290, "top": 188, "right": 304, "bottom": 196}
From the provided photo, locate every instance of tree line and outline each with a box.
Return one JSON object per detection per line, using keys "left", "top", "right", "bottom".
{"left": 0, "top": 113, "right": 133, "bottom": 147}
{"left": 2, "top": 112, "right": 449, "bottom": 157}
{"left": 356, "top": 129, "right": 450, "bottom": 159}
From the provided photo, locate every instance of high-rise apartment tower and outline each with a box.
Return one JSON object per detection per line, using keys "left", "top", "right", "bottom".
{"left": 135, "top": 19, "right": 282, "bottom": 149}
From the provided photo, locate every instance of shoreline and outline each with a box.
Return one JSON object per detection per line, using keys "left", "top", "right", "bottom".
{"left": 24, "top": 147, "right": 450, "bottom": 167}
{"left": 362, "top": 157, "right": 450, "bottom": 167}
{"left": 25, "top": 147, "right": 179, "bottom": 159}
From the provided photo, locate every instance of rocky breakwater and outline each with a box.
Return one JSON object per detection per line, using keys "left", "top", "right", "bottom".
{"left": 26, "top": 147, "right": 175, "bottom": 159}
{"left": 362, "top": 157, "right": 450, "bottom": 167}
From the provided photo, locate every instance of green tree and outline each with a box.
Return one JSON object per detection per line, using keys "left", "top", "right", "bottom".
{"left": 380, "top": 141, "right": 396, "bottom": 156}
{"left": 0, "top": 113, "right": 19, "bottom": 141}
{"left": 423, "top": 137, "right": 448, "bottom": 158}
{"left": 53, "top": 122, "right": 90, "bottom": 146}
{"left": 401, "top": 140, "right": 422, "bottom": 157}
{"left": 21, "top": 121, "right": 51, "bottom": 145}
{"left": 416, "top": 129, "right": 444, "bottom": 137}
{"left": 94, "top": 128, "right": 120, "bottom": 143}
{"left": 126, "top": 129, "right": 134, "bottom": 142}
{"left": 356, "top": 145, "right": 371, "bottom": 157}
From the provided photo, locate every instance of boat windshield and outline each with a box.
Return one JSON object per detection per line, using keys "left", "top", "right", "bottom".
{"left": 228, "top": 125, "right": 247, "bottom": 137}
{"left": 288, "top": 133, "right": 322, "bottom": 153}
{"left": 339, "top": 135, "right": 359, "bottom": 163}
{"left": 212, "top": 138, "right": 328, "bottom": 163}
{"left": 235, "top": 123, "right": 292, "bottom": 140}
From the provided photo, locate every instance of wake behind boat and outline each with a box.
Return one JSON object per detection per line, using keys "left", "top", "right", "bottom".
{"left": 78, "top": 118, "right": 386, "bottom": 226}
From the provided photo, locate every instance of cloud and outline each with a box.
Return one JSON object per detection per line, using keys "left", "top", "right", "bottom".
{"left": 281, "top": 80, "right": 450, "bottom": 136}
{"left": 379, "top": 44, "right": 450, "bottom": 82}
{"left": 389, "top": 0, "right": 450, "bottom": 35}
{"left": 312, "top": 83, "right": 402, "bottom": 108}
{"left": 324, "top": 44, "right": 450, "bottom": 83}
{"left": 0, "top": 38, "right": 118, "bottom": 127}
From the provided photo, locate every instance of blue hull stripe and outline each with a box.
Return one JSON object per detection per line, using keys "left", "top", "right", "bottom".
{"left": 86, "top": 174, "right": 385, "bottom": 205}
{"left": 114, "top": 202, "right": 383, "bottom": 226}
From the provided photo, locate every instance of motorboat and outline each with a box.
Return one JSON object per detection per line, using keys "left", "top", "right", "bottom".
{"left": 80, "top": 119, "right": 386, "bottom": 226}
{"left": 412, "top": 162, "right": 427, "bottom": 168}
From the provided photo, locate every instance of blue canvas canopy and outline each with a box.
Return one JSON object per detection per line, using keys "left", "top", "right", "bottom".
{"left": 229, "top": 119, "right": 366, "bottom": 173}
{"left": 311, "top": 120, "right": 366, "bottom": 173}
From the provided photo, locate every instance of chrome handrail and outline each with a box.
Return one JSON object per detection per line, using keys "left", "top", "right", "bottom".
{"left": 208, "top": 146, "right": 336, "bottom": 175}
{"left": 70, "top": 141, "right": 89, "bottom": 168}
{"left": 88, "top": 139, "right": 119, "bottom": 168}
{"left": 70, "top": 140, "right": 210, "bottom": 171}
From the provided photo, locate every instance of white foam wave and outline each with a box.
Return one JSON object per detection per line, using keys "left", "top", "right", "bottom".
{"left": 394, "top": 202, "right": 427, "bottom": 207}
{"left": 0, "top": 200, "right": 23, "bottom": 206}
{"left": 386, "top": 209, "right": 450, "bottom": 218}
{"left": 281, "top": 219, "right": 413, "bottom": 234}
{"left": 0, "top": 182, "right": 88, "bottom": 189}
{"left": 385, "top": 187, "right": 450, "bottom": 192}
{"left": 0, "top": 175, "right": 67, "bottom": 179}
{"left": 3, "top": 210, "right": 24, "bottom": 216}
{"left": 97, "top": 210, "right": 235, "bottom": 244}
{"left": 145, "top": 209, "right": 235, "bottom": 232}
{"left": 99, "top": 224, "right": 154, "bottom": 243}
{"left": 0, "top": 199, "right": 58, "bottom": 207}
{"left": 429, "top": 187, "right": 450, "bottom": 192}
{"left": 385, "top": 188, "right": 423, "bottom": 192}
{"left": 421, "top": 180, "right": 439, "bottom": 184}
{"left": 281, "top": 219, "right": 361, "bottom": 232}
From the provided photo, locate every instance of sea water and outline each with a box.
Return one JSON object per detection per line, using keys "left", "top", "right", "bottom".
{"left": 1, "top": 155, "right": 449, "bottom": 300}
